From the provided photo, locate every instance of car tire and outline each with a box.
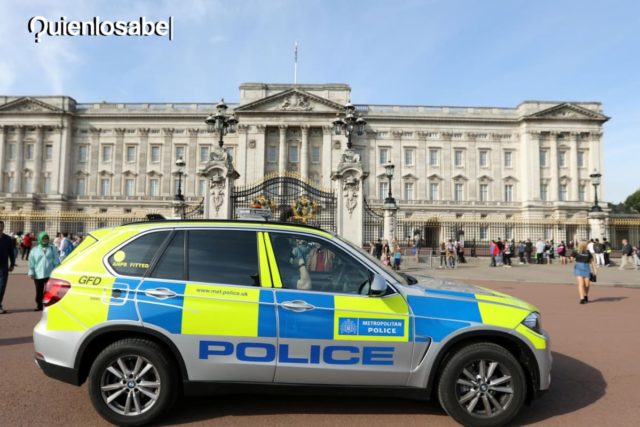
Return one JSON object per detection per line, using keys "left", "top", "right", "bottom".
{"left": 437, "top": 342, "right": 526, "bottom": 427}
{"left": 88, "top": 338, "right": 178, "bottom": 426}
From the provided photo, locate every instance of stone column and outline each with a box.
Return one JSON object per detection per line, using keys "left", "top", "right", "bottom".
{"left": 113, "top": 128, "right": 126, "bottom": 196}
{"left": 15, "top": 125, "right": 24, "bottom": 193}
{"left": 236, "top": 124, "right": 249, "bottom": 185}
{"left": 278, "top": 125, "right": 287, "bottom": 174}
{"left": 201, "top": 147, "right": 240, "bottom": 220}
{"left": 163, "top": 128, "right": 177, "bottom": 195}
{"left": 467, "top": 134, "right": 478, "bottom": 200}
{"left": 252, "top": 125, "right": 266, "bottom": 184}
{"left": 322, "top": 125, "right": 333, "bottom": 187}
{"left": 137, "top": 128, "right": 150, "bottom": 196}
{"left": 549, "top": 132, "right": 559, "bottom": 202}
{"left": 33, "top": 125, "right": 44, "bottom": 193}
{"left": 0, "top": 125, "right": 6, "bottom": 192}
{"left": 58, "top": 119, "right": 72, "bottom": 195}
{"left": 588, "top": 210, "right": 608, "bottom": 240}
{"left": 89, "top": 128, "right": 101, "bottom": 195}
{"left": 569, "top": 132, "right": 579, "bottom": 201}
{"left": 301, "top": 125, "right": 309, "bottom": 181}
{"left": 442, "top": 132, "right": 452, "bottom": 200}
{"left": 383, "top": 202, "right": 398, "bottom": 247}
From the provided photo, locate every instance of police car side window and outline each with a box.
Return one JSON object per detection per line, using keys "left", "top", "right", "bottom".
{"left": 269, "top": 233, "right": 371, "bottom": 294}
{"left": 150, "top": 231, "right": 185, "bottom": 281}
{"left": 188, "top": 230, "right": 260, "bottom": 286}
{"left": 108, "top": 231, "right": 170, "bottom": 277}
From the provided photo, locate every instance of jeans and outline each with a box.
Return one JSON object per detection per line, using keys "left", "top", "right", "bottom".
{"left": 0, "top": 270, "right": 8, "bottom": 308}
{"left": 34, "top": 277, "right": 48, "bottom": 310}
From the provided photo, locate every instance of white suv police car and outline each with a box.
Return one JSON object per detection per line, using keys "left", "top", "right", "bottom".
{"left": 34, "top": 220, "right": 551, "bottom": 426}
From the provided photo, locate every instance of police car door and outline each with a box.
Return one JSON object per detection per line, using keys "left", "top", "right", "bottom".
{"left": 139, "top": 229, "right": 277, "bottom": 383}
{"left": 265, "top": 232, "right": 412, "bottom": 386}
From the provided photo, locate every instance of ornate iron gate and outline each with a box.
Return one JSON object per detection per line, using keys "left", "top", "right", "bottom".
{"left": 231, "top": 176, "right": 336, "bottom": 233}
{"left": 363, "top": 197, "right": 383, "bottom": 245}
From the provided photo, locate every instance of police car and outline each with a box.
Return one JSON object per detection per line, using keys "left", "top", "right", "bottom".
{"left": 34, "top": 220, "right": 551, "bottom": 427}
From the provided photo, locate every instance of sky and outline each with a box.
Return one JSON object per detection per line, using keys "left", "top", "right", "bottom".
{"left": 1, "top": 0, "right": 638, "bottom": 203}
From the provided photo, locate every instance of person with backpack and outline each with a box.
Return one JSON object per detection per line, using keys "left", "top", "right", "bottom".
{"left": 602, "top": 237, "right": 612, "bottom": 267}
{"left": 593, "top": 238, "right": 605, "bottom": 266}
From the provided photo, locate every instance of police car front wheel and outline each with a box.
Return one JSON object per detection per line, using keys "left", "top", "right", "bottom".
{"left": 437, "top": 342, "right": 527, "bottom": 427}
{"left": 88, "top": 338, "right": 178, "bottom": 426}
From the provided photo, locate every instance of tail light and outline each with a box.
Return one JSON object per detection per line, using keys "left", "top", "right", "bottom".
{"left": 43, "top": 278, "right": 71, "bottom": 307}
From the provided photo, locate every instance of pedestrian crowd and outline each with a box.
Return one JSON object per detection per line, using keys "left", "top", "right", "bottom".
{"left": 0, "top": 223, "right": 84, "bottom": 314}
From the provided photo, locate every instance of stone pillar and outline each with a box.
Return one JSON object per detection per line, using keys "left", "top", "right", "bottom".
{"left": 301, "top": 125, "right": 309, "bottom": 181}
{"left": 89, "top": 128, "right": 101, "bottom": 195}
{"left": 332, "top": 149, "right": 364, "bottom": 246}
{"left": 137, "top": 128, "right": 150, "bottom": 196}
{"left": 15, "top": 125, "right": 24, "bottom": 193}
{"left": 58, "top": 119, "right": 72, "bottom": 195}
{"left": 383, "top": 202, "right": 398, "bottom": 247}
{"left": 0, "top": 125, "right": 6, "bottom": 192}
{"left": 201, "top": 146, "right": 240, "bottom": 219}
{"left": 549, "top": 132, "right": 559, "bottom": 202}
{"left": 252, "top": 125, "right": 266, "bottom": 184}
{"left": 113, "top": 128, "right": 126, "bottom": 196}
{"left": 588, "top": 210, "right": 608, "bottom": 241}
{"left": 163, "top": 128, "right": 177, "bottom": 195}
{"left": 278, "top": 125, "right": 287, "bottom": 174}
{"left": 33, "top": 125, "right": 44, "bottom": 194}
{"left": 322, "top": 125, "right": 332, "bottom": 187}
{"left": 569, "top": 132, "right": 579, "bottom": 201}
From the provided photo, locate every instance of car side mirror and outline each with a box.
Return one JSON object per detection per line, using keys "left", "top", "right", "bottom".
{"left": 369, "top": 274, "right": 388, "bottom": 297}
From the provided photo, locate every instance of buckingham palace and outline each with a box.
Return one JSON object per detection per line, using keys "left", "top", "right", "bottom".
{"left": 0, "top": 82, "right": 612, "bottom": 244}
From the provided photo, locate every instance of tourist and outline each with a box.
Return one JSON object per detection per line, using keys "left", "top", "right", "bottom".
{"left": 571, "top": 240, "right": 596, "bottom": 304}
{"left": 0, "top": 221, "right": 17, "bottom": 314}
{"left": 618, "top": 239, "right": 635, "bottom": 270}
{"left": 28, "top": 232, "right": 60, "bottom": 311}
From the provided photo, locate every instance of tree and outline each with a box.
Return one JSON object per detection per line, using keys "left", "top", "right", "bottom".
{"left": 624, "top": 189, "right": 640, "bottom": 213}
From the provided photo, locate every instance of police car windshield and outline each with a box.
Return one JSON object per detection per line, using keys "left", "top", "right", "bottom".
{"left": 336, "top": 236, "right": 409, "bottom": 286}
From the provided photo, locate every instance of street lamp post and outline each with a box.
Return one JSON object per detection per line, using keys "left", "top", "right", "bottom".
{"left": 384, "top": 161, "right": 396, "bottom": 205}
{"left": 204, "top": 98, "right": 238, "bottom": 148}
{"left": 589, "top": 170, "right": 602, "bottom": 212}
{"left": 175, "top": 157, "right": 186, "bottom": 219}
{"left": 332, "top": 102, "right": 366, "bottom": 149}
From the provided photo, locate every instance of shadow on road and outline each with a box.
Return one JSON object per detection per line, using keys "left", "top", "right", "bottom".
{"left": 516, "top": 351, "right": 606, "bottom": 425}
{"left": 589, "top": 296, "right": 628, "bottom": 303}
{"left": 0, "top": 336, "right": 34, "bottom": 346}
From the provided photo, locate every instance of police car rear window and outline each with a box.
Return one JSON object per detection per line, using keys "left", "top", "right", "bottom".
{"left": 108, "top": 231, "right": 170, "bottom": 276}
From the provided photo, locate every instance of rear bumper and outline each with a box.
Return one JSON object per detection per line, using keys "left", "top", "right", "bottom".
{"left": 35, "top": 357, "right": 81, "bottom": 386}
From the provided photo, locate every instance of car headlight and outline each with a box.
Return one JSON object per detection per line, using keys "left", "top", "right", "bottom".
{"left": 522, "top": 312, "right": 542, "bottom": 334}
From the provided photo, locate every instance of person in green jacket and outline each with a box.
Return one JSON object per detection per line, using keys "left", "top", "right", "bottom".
{"left": 28, "top": 232, "right": 60, "bottom": 311}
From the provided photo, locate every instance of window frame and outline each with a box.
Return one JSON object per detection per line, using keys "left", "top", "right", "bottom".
{"left": 404, "top": 148, "right": 415, "bottom": 167}
{"left": 104, "top": 229, "right": 174, "bottom": 279}
{"left": 150, "top": 145, "right": 161, "bottom": 163}
{"left": 479, "top": 150, "right": 488, "bottom": 168}
{"left": 311, "top": 145, "right": 321, "bottom": 164}
{"left": 126, "top": 145, "right": 137, "bottom": 163}
{"left": 429, "top": 148, "right": 439, "bottom": 166}
{"left": 504, "top": 151, "right": 513, "bottom": 168}
{"left": 454, "top": 149, "right": 464, "bottom": 167}
{"left": 379, "top": 147, "right": 390, "bottom": 165}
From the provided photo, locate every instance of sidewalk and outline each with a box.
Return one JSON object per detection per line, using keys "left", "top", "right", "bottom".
{"left": 401, "top": 257, "right": 640, "bottom": 288}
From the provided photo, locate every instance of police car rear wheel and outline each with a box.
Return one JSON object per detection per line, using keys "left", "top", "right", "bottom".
{"left": 437, "top": 343, "right": 526, "bottom": 427}
{"left": 88, "top": 338, "right": 178, "bottom": 426}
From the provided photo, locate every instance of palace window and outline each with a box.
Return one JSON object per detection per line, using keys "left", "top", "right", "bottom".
{"left": 101, "top": 145, "right": 112, "bottom": 162}
{"left": 404, "top": 182, "right": 414, "bottom": 201}
{"left": 429, "top": 149, "right": 439, "bottom": 166}
{"left": 125, "top": 178, "right": 135, "bottom": 196}
{"left": 379, "top": 148, "right": 390, "bottom": 165}
{"left": 480, "top": 225, "right": 488, "bottom": 241}
{"left": 100, "top": 178, "right": 110, "bottom": 196}
{"left": 8, "top": 144, "right": 16, "bottom": 160}
{"left": 26, "top": 144, "right": 34, "bottom": 160}
{"left": 504, "top": 184, "right": 513, "bottom": 202}
{"left": 454, "top": 150, "right": 464, "bottom": 167}
{"left": 311, "top": 145, "right": 321, "bottom": 163}
{"left": 479, "top": 184, "right": 489, "bottom": 202}
{"left": 504, "top": 151, "right": 513, "bottom": 168}
{"left": 578, "top": 151, "right": 586, "bottom": 168}
{"left": 479, "top": 150, "right": 488, "bottom": 167}
{"left": 45, "top": 144, "right": 53, "bottom": 160}
{"left": 44, "top": 177, "right": 52, "bottom": 194}
{"left": 199, "top": 146, "right": 210, "bottom": 163}
{"left": 558, "top": 151, "right": 567, "bottom": 168}
{"left": 540, "top": 183, "right": 548, "bottom": 201}
{"left": 404, "top": 148, "right": 415, "bottom": 167}
{"left": 454, "top": 183, "right": 464, "bottom": 201}
{"left": 126, "top": 146, "right": 136, "bottom": 163}
{"left": 289, "top": 144, "right": 299, "bottom": 163}
{"left": 151, "top": 146, "right": 161, "bottom": 163}
{"left": 539, "top": 149, "right": 548, "bottom": 167}
{"left": 7, "top": 176, "right": 14, "bottom": 192}
{"left": 429, "top": 182, "right": 439, "bottom": 201}
{"left": 24, "top": 176, "right": 33, "bottom": 193}
{"left": 198, "top": 178, "right": 206, "bottom": 196}
{"left": 267, "top": 145, "right": 277, "bottom": 163}
{"left": 175, "top": 146, "right": 185, "bottom": 161}
{"left": 149, "top": 178, "right": 159, "bottom": 196}
{"left": 379, "top": 181, "right": 389, "bottom": 200}
{"left": 559, "top": 184, "right": 568, "bottom": 201}
{"left": 78, "top": 146, "right": 88, "bottom": 163}
{"left": 578, "top": 184, "right": 586, "bottom": 202}
{"left": 76, "top": 177, "right": 86, "bottom": 196}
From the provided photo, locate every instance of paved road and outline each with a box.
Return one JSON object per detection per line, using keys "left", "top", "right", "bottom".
{"left": 1, "top": 265, "right": 639, "bottom": 426}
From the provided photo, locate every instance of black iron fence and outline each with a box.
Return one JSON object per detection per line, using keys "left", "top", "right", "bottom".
{"left": 363, "top": 197, "right": 384, "bottom": 245}
{"left": 1, "top": 211, "right": 151, "bottom": 236}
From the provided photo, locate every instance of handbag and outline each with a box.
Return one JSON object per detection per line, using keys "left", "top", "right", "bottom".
{"left": 589, "top": 272, "right": 597, "bottom": 283}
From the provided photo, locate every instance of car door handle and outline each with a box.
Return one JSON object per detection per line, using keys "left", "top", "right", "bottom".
{"left": 281, "top": 300, "right": 315, "bottom": 312}
{"left": 144, "top": 288, "right": 177, "bottom": 300}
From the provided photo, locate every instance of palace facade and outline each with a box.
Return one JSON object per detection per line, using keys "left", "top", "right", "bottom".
{"left": 0, "top": 83, "right": 608, "bottom": 224}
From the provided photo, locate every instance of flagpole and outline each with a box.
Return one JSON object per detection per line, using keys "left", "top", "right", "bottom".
{"left": 294, "top": 42, "right": 298, "bottom": 85}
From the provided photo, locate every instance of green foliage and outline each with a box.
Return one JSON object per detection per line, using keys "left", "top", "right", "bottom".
{"left": 624, "top": 189, "right": 640, "bottom": 213}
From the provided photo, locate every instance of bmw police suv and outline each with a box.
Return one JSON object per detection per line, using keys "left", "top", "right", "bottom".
{"left": 34, "top": 220, "right": 551, "bottom": 427}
